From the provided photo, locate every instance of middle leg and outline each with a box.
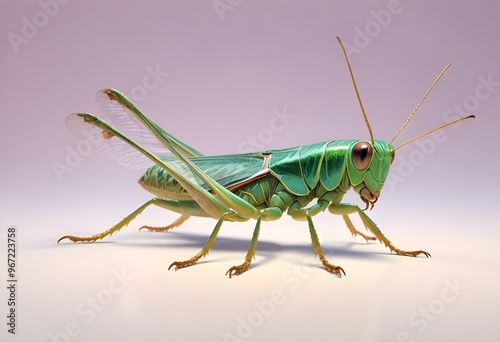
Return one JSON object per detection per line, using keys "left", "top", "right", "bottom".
{"left": 289, "top": 198, "right": 346, "bottom": 276}
{"left": 225, "top": 207, "right": 284, "bottom": 277}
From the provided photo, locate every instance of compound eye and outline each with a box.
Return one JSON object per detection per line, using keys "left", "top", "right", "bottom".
{"left": 391, "top": 152, "right": 395, "bottom": 164}
{"left": 352, "top": 141, "right": 373, "bottom": 171}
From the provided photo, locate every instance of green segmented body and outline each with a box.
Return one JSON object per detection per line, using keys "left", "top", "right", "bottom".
{"left": 138, "top": 139, "right": 394, "bottom": 218}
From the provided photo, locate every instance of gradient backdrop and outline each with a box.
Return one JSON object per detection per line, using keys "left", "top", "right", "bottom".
{"left": 1, "top": 1, "right": 499, "bottom": 341}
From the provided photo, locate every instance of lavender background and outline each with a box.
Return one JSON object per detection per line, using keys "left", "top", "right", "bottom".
{"left": 1, "top": 1, "right": 499, "bottom": 341}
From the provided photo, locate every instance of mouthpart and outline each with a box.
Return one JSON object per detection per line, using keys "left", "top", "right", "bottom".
{"left": 360, "top": 187, "right": 379, "bottom": 210}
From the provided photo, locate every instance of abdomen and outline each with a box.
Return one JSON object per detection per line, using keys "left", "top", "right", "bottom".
{"left": 138, "top": 166, "right": 192, "bottom": 200}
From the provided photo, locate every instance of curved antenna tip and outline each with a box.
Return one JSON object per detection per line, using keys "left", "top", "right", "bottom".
{"left": 394, "top": 114, "right": 476, "bottom": 151}
{"left": 389, "top": 63, "right": 453, "bottom": 144}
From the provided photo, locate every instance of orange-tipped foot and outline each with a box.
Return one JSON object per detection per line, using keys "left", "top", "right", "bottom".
{"left": 140, "top": 215, "right": 189, "bottom": 233}
{"left": 168, "top": 259, "right": 199, "bottom": 270}
{"left": 394, "top": 249, "right": 431, "bottom": 258}
{"left": 225, "top": 260, "right": 251, "bottom": 278}
{"left": 57, "top": 235, "right": 99, "bottom": 243}
{"left": 319, "top": 256, "right": 345, "bottom": 277}
{"left": 139, "top": 225, "right": 176, "bottom": 232}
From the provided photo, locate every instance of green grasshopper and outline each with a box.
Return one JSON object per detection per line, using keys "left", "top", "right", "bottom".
{"left": 58, "top": 38, "right": 474, "bottom": 277}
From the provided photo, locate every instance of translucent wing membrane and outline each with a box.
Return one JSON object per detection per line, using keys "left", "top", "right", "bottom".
{"left": 65, "top": 113, "right": 157, "bottom": 169}
{"left": 95, "top": 90, "right": 172, "bottom": 156}
{"left": 66, "top": 89, "right": 175, "bottom": 170}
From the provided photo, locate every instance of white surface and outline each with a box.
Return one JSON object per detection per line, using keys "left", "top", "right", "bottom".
{"left": 9, "top": 215, "right": 500, "bottom": 342}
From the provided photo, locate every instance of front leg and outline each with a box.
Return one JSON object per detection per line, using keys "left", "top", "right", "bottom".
{"left": 328, "top": 203, "right": 431, "bottom": 258}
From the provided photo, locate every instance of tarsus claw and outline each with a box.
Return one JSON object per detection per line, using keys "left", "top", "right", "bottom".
{"left": 168, "top": 260, "right": 198, "bottom": 270}
{"left": 395, "top": 249, "right": 431, "bottom": 258}
{"left": 57, "top": 236, "right": 76, "bottom": 243}
{"left": 225, "top": 261, "right": 251, "bottom": 278}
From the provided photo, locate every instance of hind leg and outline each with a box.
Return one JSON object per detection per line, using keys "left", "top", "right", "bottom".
{"left": 139, "top": 214, "right": 190, "bottom": 232}
{"left": 58, "top": 198, "right": 203, "bottom": 243}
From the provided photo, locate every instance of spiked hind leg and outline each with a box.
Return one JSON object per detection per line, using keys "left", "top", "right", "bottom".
{"left": 58, "top": 198, "right": 202, "bottom": 243}
{"left": 58, "top": 199, "right": 160, "bottom": 243}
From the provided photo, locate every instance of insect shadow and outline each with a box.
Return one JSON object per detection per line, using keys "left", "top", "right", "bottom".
{"left": 118, "top": 231, "right": 391, "bottom": 265}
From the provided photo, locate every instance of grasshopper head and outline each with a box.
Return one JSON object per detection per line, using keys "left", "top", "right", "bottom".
{"left": 347, "top": 140, "right": 394, "bottom": 210}
{"left": 336, "top": 38, "right": 474, "bottom": 210}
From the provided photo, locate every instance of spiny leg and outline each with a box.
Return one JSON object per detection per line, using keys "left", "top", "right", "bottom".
{"left": 139, "top": 214, "right": 190, "bottom": 232}
{"left": 58, "top": 198, "right": 197, "bottom": 243}
{"left": 58, "top": 198, "right": 161, "bottom": 243}
{"left": 168, "top": 212, "right": 231, "bottom": 270}
{"left": 342, "top": 215, "right": 376, "bottom": 242}
{"left": 306, "top": 214, "right": 345, "bottom": 276}
{"left": 329, "top": 203, "right": 431, "bottom": 257}
{"left": 225, "top": 213, "right": 262, "bottom": 278}
{"left": 225, "top": 207, "right": 283, "bottom": 277}
{"left": 357, "top": 207, "right": 430, "bottom": 257}
{"left": 289, "top": 198, "right": 345, "bottom": 276}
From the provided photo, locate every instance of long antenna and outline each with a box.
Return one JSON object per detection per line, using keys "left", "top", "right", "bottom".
{"left": 389, "top": 63, "right": 452, "bottom": 144}
{"left": 394, "top": 115, "right": 475, "bottom": 151}
{"left": 336, "top": 36, "right": 374, "bottom": 144}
